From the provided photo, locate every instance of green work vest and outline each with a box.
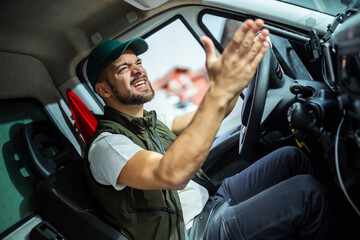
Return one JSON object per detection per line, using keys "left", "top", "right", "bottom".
{"left": 84, "top": 106, "right": 215, "bottom": 240}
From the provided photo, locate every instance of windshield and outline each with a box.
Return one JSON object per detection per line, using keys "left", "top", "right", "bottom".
{"left": 275, "top": 0, "right": 357, "bottom": 15}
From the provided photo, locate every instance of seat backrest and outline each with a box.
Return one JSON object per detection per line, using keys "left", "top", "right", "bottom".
{"left": 22, "top": 120, "right": 127, "bottom": 240}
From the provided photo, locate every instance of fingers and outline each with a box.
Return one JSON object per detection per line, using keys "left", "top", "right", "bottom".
{"left": 200, "top": 35, "right": 217, "bottom": 67}
{"left": 226, "top": 19, "right": 264, "bottom": 55}
{"left": 265, "top": 36, "right": 272, "bottom": 48}
{"left": 199, "top": 18, "right": 269, "bottom": 91}
{"left": 254, "top": 32, "right": 272, "bottom": 48}
{"left": 237, "top": 19, "right": 264, "bottom": 56}
{"left": 246, "top": 28, "right": 270, "bottom": 63}
{"left": 251, "top": 40, "right": 270, "bottom": 70}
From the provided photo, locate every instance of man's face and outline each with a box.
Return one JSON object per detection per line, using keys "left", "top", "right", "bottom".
{"left": 104, "top": 49, "right": 154, "bottom": 105}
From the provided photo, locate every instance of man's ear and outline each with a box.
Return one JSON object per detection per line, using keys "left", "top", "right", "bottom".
{"left": 95, "top": 82, "right": 112, "bottom": 99}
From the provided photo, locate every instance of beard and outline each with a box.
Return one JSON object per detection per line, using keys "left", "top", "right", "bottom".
{"left": 109, "top": 75, "right": 155, "bottom": 105}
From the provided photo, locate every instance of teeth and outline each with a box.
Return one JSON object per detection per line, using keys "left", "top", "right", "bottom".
{"left": 134, "top": 80, "right": 145, "bottom": 87}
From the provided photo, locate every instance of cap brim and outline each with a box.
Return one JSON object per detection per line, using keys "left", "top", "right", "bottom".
{"left": 105, "top": 38, "right": 148, "bottom": 65}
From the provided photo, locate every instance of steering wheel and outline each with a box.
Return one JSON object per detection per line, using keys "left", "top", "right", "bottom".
{"left": 239, "top": 48, "right": 272, "bottom": 157}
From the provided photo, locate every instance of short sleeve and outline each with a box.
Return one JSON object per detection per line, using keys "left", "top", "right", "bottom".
{"left": 88, "top": 132, "right": 143, "bottom": 190}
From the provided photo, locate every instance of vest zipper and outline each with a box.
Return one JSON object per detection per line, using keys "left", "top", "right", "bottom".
{"left": 154, "top": 131, "right": 166, "bottom": 153}
{"left": 169, "top": 190, "right": 182, "bottom": 240}
{"left": 153, "top": 119, "right": 165, "bottom": 154}
{"left": 147, "top": 119, "right": 182, "bottom": 240}
{"left": 144, "top": 119, "right": 166, "bottom": 154}
{"left": 145, "top": 125, "right": 159, "bottom": 152}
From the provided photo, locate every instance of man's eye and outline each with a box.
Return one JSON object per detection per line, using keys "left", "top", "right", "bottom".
{"left": 119, "top": 67, "right": 128, "bottom": 73}
{"left": 136, "top": 60, "right": 142, "bottom": 65}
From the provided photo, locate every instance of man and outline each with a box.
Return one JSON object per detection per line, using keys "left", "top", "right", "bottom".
{"left": 84, "top": 19, "right": 334, "bottom": 239}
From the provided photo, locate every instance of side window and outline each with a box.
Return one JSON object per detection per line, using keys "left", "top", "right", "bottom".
{"left": 141, "top": 18, "right": 209, "bottom": 116}
{"left": 201, "top": 13, "right": 312, "bottom": 80}
{"left": 0, "top": 99, "right": 48, "bottom": 236}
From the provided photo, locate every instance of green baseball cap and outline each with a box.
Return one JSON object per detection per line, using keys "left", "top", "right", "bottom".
{"left": 86, "top": 38, "right": 148, "bottom": 89}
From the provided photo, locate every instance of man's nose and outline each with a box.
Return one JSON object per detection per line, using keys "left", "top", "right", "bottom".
{"left": 131, "top": 64, "right": 142, "bottom": 75}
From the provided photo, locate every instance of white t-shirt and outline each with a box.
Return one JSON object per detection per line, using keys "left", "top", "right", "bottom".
{"left": 88, "top": 114, "right": 209, "bottom": 229}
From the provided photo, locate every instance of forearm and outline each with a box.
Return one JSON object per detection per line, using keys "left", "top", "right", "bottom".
{"left": 172, "top": 93, "right": 239, "bottom": 137}
{"left": 157, "top": 89, "right": 230, "bottom": 189}
{"left": 225, "top": 93, "right": 240, "bottom": 117}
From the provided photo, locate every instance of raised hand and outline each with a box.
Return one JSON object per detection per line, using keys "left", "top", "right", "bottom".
{"left": 200, "top": 19, "right": 270, "bottom": 102}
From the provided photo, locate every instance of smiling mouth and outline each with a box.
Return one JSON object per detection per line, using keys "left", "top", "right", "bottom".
{"left": 132, "top": 77, "right": 149, "bottom": 90}
{"left": 133, "top": 79, "right": 146, "bottom": 87}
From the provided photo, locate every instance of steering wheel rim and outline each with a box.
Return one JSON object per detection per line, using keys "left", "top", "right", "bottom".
{"left": 239, "top": 48, "right": 272, "bottom": 157}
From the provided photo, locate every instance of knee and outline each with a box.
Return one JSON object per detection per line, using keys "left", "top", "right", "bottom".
{"left": 288, "top": 175, "right": 335, "bottom": 236}
{"left": 289, "top": 175, "right": 331, "bottom": 210}
{"left": 291, "top": 174, "right": 322, "bottom": 188}
{"left": 277, "top": 146, "right": 313, "bottom": 174}
{"left": 278, "top": 146, "right": 306, "bottom": 160}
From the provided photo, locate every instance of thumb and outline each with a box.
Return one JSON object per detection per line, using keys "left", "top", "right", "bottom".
{"left": 200, "top": 36, "right": 217, "bottom": 66}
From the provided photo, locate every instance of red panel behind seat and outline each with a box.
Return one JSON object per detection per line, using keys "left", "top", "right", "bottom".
{"left": 66, "top": 89, "right": 98, "bottom": 143}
